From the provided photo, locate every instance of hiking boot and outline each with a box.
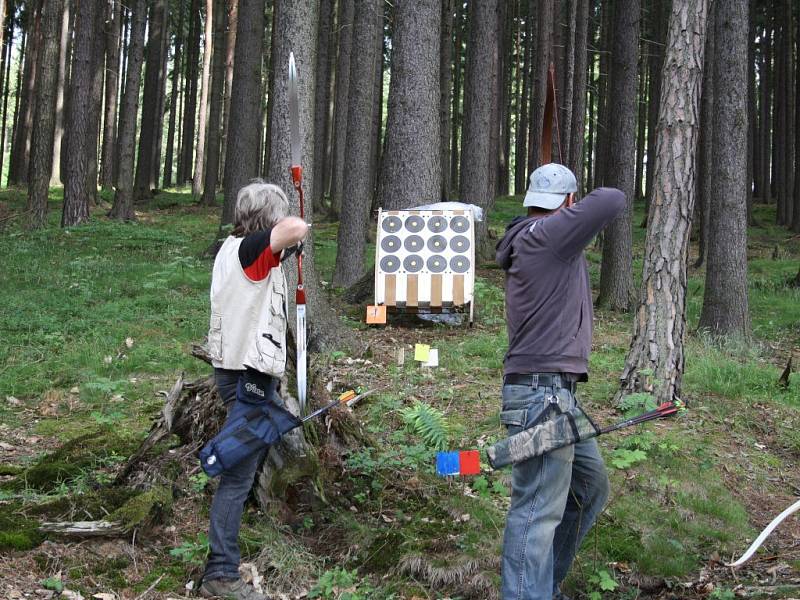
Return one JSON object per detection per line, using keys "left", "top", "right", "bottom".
{"left": 199, "top": 577, "right": 269, "bottom": 600}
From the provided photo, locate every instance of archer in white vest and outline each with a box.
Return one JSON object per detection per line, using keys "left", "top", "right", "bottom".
{"left": 201, "top": 180, "right": 308, "bottom": 600}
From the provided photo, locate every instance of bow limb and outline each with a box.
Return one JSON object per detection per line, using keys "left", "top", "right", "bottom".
{"left": 725, "top": 498, "right": 800, "bottom": 567}
{"left": 540, "top": 62, "right": 563, "bottom": 166}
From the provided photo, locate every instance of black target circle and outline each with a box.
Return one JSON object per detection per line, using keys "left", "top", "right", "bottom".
{"left": 380, "top": 256, "right": 400, "bottom": 273}
{"left": 404, "top": 216, "right": 424, "bottom": 232}
{"left": 404, "top": 235, "right": 424, "bottom": 252}
{"left": 450, "top": 235, "right": 470, "bottom": 253}
{"left": 427, "top": 255, "right": 447, "bottom": 273}
{"left": 427, "top": 235, "right": 447, "bottom": 252}
{"left": 450, "top": 215, "right": 470, "bottom": 233}
{"left": 403, "top": 255, "right": 424, "bottom": 273}
{"left": 450, "top": 256, "right": 471, "bottom": 273}
{"left": 381, "top": 235, "right": 401, "bottom": 253}
{"left": 427, "top": 216, "right": 447, "bottom": 233}
{"left": 382, "top": 216, "right": 402, "bottom": 233}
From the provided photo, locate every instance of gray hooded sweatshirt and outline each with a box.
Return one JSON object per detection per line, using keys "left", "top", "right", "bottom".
{"left": 496, "top": 187, "right": 626, "bottom": 378}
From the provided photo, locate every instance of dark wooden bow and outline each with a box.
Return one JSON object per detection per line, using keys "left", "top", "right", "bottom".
{"left": 541, "top": 62, "right": 563, "bottom": 165}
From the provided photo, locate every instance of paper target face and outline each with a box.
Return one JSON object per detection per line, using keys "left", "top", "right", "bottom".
{"left": 375, "top": 209, "right": 475, "bottom": 309}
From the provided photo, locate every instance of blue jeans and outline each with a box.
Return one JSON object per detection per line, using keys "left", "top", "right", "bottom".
{"left": 203, "top": 369, "right": 277, "bottom": 582}
{"left": 500, "top": 381, "right": 610, "bottom": 600}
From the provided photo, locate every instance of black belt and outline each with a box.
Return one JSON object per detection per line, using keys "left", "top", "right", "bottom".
{"left": 503, "top": 373, "right": 576, "bottom": 393}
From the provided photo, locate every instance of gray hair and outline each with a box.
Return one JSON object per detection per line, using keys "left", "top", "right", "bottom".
{"left": 232, "top": 179, "right": 290, "bottom": 236}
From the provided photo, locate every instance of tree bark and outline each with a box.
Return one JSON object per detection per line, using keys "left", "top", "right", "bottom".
{"left": 179, "top": 0, "right": 200, "bottom": 184}
{"left": 134, "top": 0, "right": 168, "bottom": 201}
{"left": 616, "top": 0, "right": 709, "bottom": 406}
{"left": 101, "top": 0, "right": 122, "bottom": 191}
{"left": 459, "top": 0, "right": 499, "bottom": 251}
{"left": 85, "top": 3, "right": 107, "bottom": 204}
{"left": 561, "top": 0, "right": 578, "bottom": 169}
{"left": 527, "top": 0, "right": 552, "bottom": 173}
{"left": 194, "top": 0, "right": 215, "bottom": 198}
{"left": 439, "top": 0, "right": 454, "bottom": 201}
{"left": 219, "top": 0, "right": 238, "bottom": 182}
{"left": 0, "top": 20, "right": 13, "bottom": 185}
{"left": 759, "top": 16, "right": 772, "bottom": 203}
{"left": 514, "top": 0, "right": 532, "bottom": 194}
{"left": 49, "top": 0, "right": 70, "bottom": 186}
{"left": 449, "top": 0, "right": 464, "bottom": 195}
{"left": 331, "top": 0, "right": 382, "bottom": 288}
{"left": 151, "top": 8, "right": 171, "bottom": 189}
{"left": 644, "top": 0, "right": 666, "bottom": 216}
{"left": 9, "top": 3, "right": 40, "bottom": 186}
{"left": 328, "top": 0, "right": 354, "bottom": 217}
{"left": 109, "top": 0, "right": 147, "bottom": 221}
{"left": 61, "top": 0, "right": 99, "bottom": 226}
{"left": 596, "top": 0, "right": 639, "bottom": 312}
{"left": 378, "top": 0, "right": 441, "bottom": 210}
{"left": 694, "top": 5, "right": 714, "bottom": 269}
{"left": 745, "top": 0, "right": 755, "bottom": 224}
{"left": 698, "top": 0, "right": 751, "bottom": 339}
{"left": 220, "top": 0, "right": 262, "bottom": 226}
{"left": 201, "top": 0, "right": 227, "bottom": 206}
{"left": 593, "top": 0, "right": 612, "bottom": 188}
{"left": 794, "top": 14, "right": 800, "bottom": 232}
{"left": 164, "top": 5, "right": 185, "bottom": 188}
{"left": 27, "top": 0, "right": 63, "bottom": 229}
{"left": 569, "top": 0, "right": 589, "bottom": 194}
{"left": 311, "top": 0, "right": 335, "bottom": 211}
{"left": 780, "top": 0, "right": 794, "bottom": 227}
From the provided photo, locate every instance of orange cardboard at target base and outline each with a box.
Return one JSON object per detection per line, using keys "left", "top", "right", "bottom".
{"left": 365, "top": 305, "right": 387, "bottom": 325}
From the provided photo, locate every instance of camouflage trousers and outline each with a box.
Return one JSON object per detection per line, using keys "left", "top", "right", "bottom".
{"left": 500, "top": 381, "right": 610, "bottom": 600}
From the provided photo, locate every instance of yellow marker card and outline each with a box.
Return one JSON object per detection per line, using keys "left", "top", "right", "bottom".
{"left": 414, "top": 343, "right": 431, "bottom": 362}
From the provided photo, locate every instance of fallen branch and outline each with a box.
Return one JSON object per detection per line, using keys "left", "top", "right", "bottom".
{"left": 39, "top": 520, "right": 126, "bottom": 537}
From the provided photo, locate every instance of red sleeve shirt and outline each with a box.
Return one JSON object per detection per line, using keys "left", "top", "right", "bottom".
{"left": 238, "top": 230, "right": 281, "bottom": 282}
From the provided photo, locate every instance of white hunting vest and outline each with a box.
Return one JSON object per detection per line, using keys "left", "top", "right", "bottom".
{"left": 207, "top": 236, "right": 288, "bottom": 376}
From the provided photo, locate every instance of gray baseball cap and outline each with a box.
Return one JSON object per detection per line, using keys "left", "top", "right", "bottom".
{"left": 523, "top": 163, "right": 578, "bottom": 209}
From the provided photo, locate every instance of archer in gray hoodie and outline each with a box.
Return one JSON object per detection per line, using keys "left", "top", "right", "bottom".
{"left": 495, "top": 163, "right": 625, "bottom": 600}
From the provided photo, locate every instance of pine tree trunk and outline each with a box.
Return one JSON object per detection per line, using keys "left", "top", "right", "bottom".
{"left": 109, "top": 0, "right": 147, "bottom": 221}
{"left": 85, "top": 5, "right": 107, "bottom": 205}
{"left": 9, "top": 4, "right": 40, "bottom": 186}
{"left": 781, "top": 0, "right": 795, "bottom": 227}
{"left": 152, "top": 11, "right": 171, "bottom": 189}
{"left": 561, "top": 0, "right": 578, "bottom": 168}
{"left": 774, "top": 3, "right": 786, "bottom": 224}
{"left": 27, "top": 0, "right": 63, "bottom": 229}
{"left": 759, "top": 18, "right": 771, "bottom": 203}
{"left": 378, "top": 0, "right": 441, "bottom": 210}
{"left": 368, "top": 9, "right": 384, "bottom": 209}
{"left": 8, "top": 29, "right": 26, "bottom": 187}
{"left": 746, "top": 0, "right": 755, "bottom": 224}
{"left": 311, "top": 0, "right": 334, "bottom": 211}
{"left": 698, "top": 0, "right": 751, "bottom": 339}
{"left": 61, "top": 0, "right": 98, "bottom": 226}
{"left": 179, "top": 0, "right": 200, "bottom": 184}
{"left": 593, "top": 1, "right": 612, "bottom": 188}
{"left": 449, "top": 1, "right": 464, "bottom": 195}
{"left": 135, "top": 0, "right": 168, "bottom": 200}
{"left": 267, "top": 0, "right": 347, "bottom": 355}
{"left": 694, "top": 7, "right": 714, "bottom": 269}
{"left": 794, "top": 14, "right": 800, "bottom": 233}
{"left": 616, "top": 0, "right": 709, "bottom": 405}
{"left": 527, "top": 0, "right": 552, "bottom": 173}
{"left": 569, "top": 0, "right": 589, "bottom": 193}
{"left": 328, "top": 0, "right": 353, "bottom": 217}
{"left": 219, "top": 0, "right": 238, "bottom": 182}
{"left": 0, "top": 23, "right": 13, "bottom": 185}
{"left": 496, "top": 1, "right": 512, "bottom": 196}
{"left": 221, "top": 0, "right": 263, "bottom": 225}
{"left": 459, "top": 0, "right": 498, "bottom": 251}
{"left": 585, "top": 8, "right": 596, "bottom": 190}
{"left": 644, "top": 0, "right": 666, "bottom": 214}
{"left": 164, "top": 5, "right": 185, "bottom": 189}
{"left": 194, "top": 0, "right": 214, "bottom": 198}
{"left": 201, "top": 0, "right": 226, "bottom": 206}
{"left": 514, "top": 0, "right": 531, "bottom": 194}
{"left": 49, "top": 0, "right": 70, "bottom": 186}
{"left": 439, "top": 0, "right": 454, "bottom": 201}
{"left": 597, "top": 0, "right": 639, "bottom": 312}
{"left": 101, "top": 0, "right": 122, "bottom": 191}
{"left": 331, "top": 0, "right": 382, "bottom": 288}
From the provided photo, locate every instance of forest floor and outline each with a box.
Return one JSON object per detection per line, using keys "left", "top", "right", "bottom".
{"left": 0, "top": 188, "right": 799, "bottom": 600}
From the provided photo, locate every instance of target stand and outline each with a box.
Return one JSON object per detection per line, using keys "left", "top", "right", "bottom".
{"left": 371, "top": 208, "right": 475, "bottom": 326}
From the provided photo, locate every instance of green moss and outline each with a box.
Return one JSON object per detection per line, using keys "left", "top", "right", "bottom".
{"left": 28, "top": 486, "right": 137, "bottom": 520}
{"left": 5, "top": 429, "right": 139, "bottom": 492}
{"left": 0, "top": 501, "right": 45, "bottom": 551}
{"left": 0, "top": 464, "right": 23, "bottom": 476}
{"left": 110, "top": 485, "right": 173, "bottom": 529}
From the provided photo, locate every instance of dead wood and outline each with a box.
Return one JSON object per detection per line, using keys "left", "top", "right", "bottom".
{"left": 39, "top": 520, "right": 126, "bottom": 537}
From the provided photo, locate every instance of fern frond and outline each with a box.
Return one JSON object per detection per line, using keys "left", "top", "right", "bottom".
{"left": 399, "top": 400, "right": 450, "bottom": 451}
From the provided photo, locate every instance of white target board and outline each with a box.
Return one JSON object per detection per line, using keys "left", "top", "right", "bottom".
{"left": 374, "top": 209, "right": 475, "bottom": 319}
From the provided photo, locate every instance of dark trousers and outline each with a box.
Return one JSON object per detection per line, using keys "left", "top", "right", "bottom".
{"left": 203, "top": 368, "right": 272, "bottom": 582}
